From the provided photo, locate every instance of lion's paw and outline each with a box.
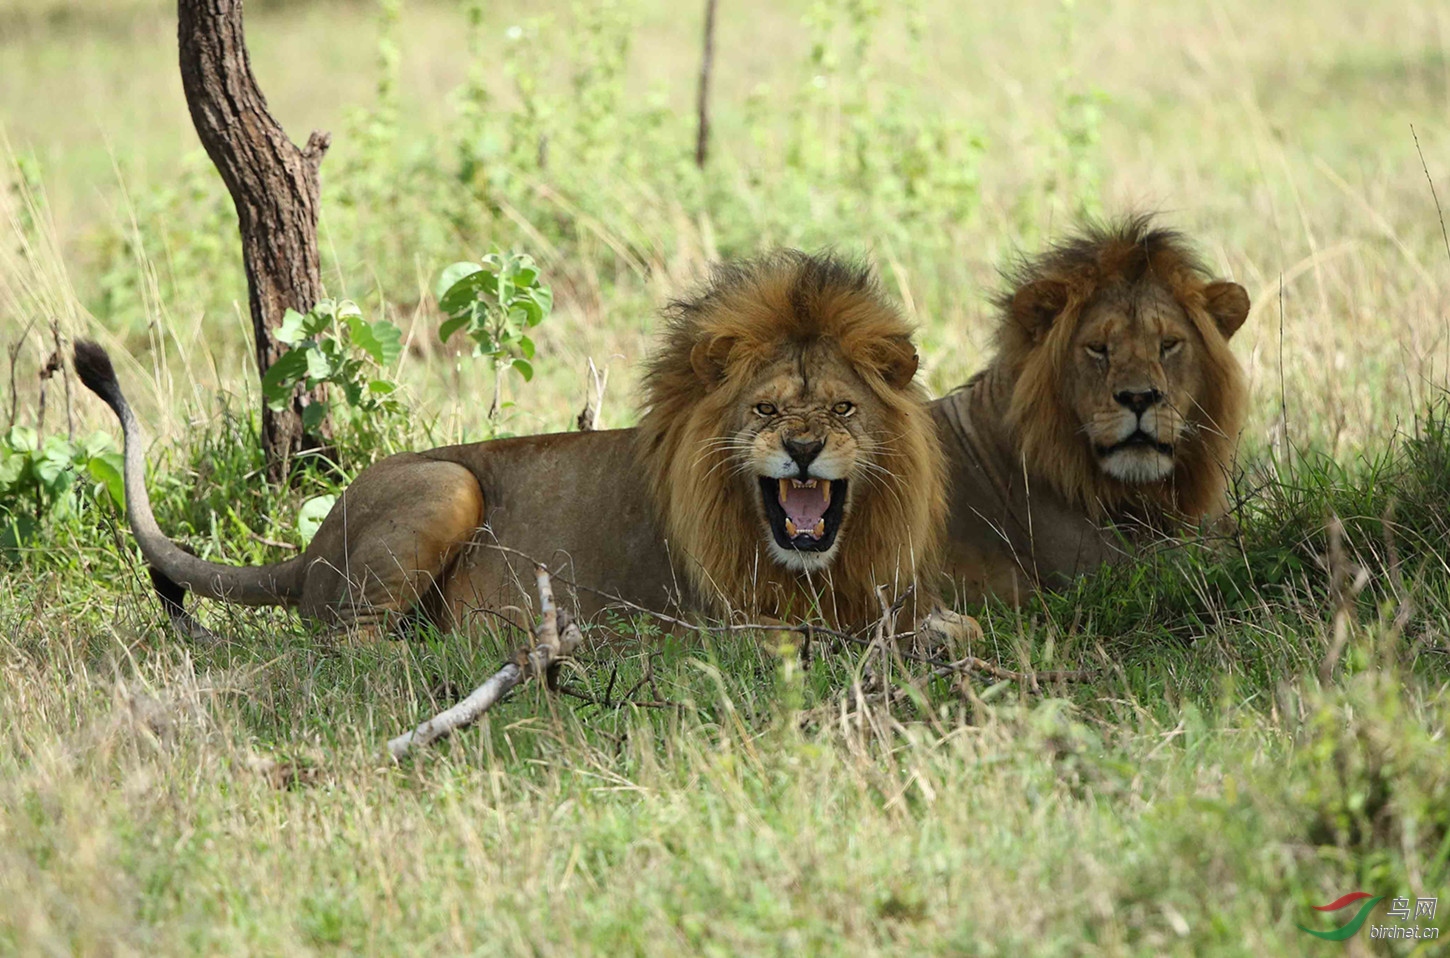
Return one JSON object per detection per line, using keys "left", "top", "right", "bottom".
{"left": 915, "top": 607, "right": 983, "bottom": 657}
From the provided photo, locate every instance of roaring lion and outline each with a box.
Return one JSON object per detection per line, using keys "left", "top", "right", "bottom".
{"left": 932, "top": 216, "right": 1251, "bottom": 602}
{"left": 76, "top": 251, "right": 945, "bottom": 636}
{"left": 638, "top": 253, "right": 946, "bottom": 627}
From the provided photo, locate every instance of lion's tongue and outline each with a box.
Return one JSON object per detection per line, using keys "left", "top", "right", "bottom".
{"left": 778, "top": 479, "right": 829, "bottom": 539}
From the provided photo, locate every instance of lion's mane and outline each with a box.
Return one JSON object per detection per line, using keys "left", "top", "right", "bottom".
{"left": 992, "top": 216, "right": 1247, "bottom": 520}
{"left": 637, "top": 251, "right": 946, "bottom": 627}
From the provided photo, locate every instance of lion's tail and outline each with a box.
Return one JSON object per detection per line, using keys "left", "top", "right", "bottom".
{"left": 74, "top": 341, "right": 305, "bottom": 610}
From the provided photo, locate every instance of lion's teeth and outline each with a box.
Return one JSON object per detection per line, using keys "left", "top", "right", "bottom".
{"left": 785, "top": 517, "right": 798, "bottom": 537}
{"left": 821, "top": 482, "right": 830, "bottom": 507}
{"left": 778, "top": 478, "right": 790, "bottom": 503}
{"left": 812, "top": 518, "right": 825, "bottom": 538}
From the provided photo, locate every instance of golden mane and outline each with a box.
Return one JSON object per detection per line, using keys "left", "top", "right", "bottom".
{"left": 992, "top": 215, "right": 1247, "bottom": 520}
{"left": 637, "top": 251, "right": 946, "bottom": 628}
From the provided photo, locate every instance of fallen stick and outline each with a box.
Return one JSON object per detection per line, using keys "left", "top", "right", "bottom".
{"left": 388, "top": 564, "right": 584, "bottom": 760}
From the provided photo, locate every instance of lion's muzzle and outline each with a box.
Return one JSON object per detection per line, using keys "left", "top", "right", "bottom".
{"left": 1092, "top": 395, "right": 1179, "bottom": 483}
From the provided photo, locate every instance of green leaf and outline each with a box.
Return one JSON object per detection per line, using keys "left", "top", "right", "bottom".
{"left": 435, "top": 262, "right": 483, "bottom": 303}
{"left": 518, "top": 335, "right": 535, "bottom": 360}
{"left": 301, "top": 401, "right": 330, "bottom": 434}
{"left": 439, "top": 269, "right": 497, "bottom": 314}
{"left": 38, "top": 436, "right": 76, "bottom": 488}
{"left": 0, "top": 449, "right": 22, "bottom": 488}
{"left": 81, "top": 430, "right": 114, "bottom": 459}
{"left": 34, "top": 454, "right": 70, "bottom": 488}
{"left": 438, "top": 314, "right": 472, "bottom": 344}
{"left": 305, "top": 347, "right": 334, "bottom": 383}
{"left": 276, "top": 309, "right": 310, "bottom": 345}
{"left": 516, "top": 298, "right": 544, "bottom": 327}
{"left": 511, "top": 358, "right": 534, "bottom": 382}
{"left": 368, "top": 321, "right": 403, "bottom": 366}
{"left": 297, "top": 494, "right": 337, "bottom": 546}
{"left": 87, "top": 452, "right": 125, "bottom": 509}
{"left": 335, "top": 300, "right": 363, "bottom": 321}
{"left": 469, "top": 329, "right": 498, "bottom": 355}
{"left": 367, "top": 380, "right": 397, "bottom": 394}
{"left": 7, "top": 425, "right": 38, "bottom": 452}
{"left": 303, "top": 305, "right": 334, "bottom": 336}
{"left": 260, "top": 351, "right": 310, "bottom": 408}
{"left": 0, "top": 514, "right": 38, "bottom": 555}
{"left": 530, "top": 285, "right": 553, "bottom": 319}
{"left": 346, "top": 316, "right": 378, "bottom": 363}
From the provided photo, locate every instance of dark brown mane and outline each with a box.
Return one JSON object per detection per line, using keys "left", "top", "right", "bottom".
{"left": 992, "top": 214, "right": 1216, "bottom": 353}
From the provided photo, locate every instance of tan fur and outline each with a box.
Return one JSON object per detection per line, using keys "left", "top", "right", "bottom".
{"left": 637, "top": 252, "right": 947, "bottom": 628}
{"left": 934, "top": 217, "right": 1251, "bottom": 602}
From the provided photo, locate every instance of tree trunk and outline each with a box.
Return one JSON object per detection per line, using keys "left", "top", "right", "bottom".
{"left": 177, "top": 0, "right": 331, "bottom": 476}
{"left": 695, "top": 0, "right": 718, "bottom": 169}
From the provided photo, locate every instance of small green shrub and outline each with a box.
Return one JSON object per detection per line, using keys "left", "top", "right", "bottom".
{"left": 259, "top": 299, "right": 404, "bottom": 436}
{"left": 0, "top": 426, "right": 122, "bottom": 555}
{"left": 436, "top": 252, "right": 554, "bottom": 421}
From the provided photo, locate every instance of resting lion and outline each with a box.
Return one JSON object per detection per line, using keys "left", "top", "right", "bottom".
{"left": 76, "top": 251, "right": 946, "bottom": 636}
{"left": 932, "top": 216, "right": 1251, "bottom": 602}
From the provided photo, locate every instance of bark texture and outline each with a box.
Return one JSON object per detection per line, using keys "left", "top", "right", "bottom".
{"left": 177, "top": 0, "right": 331, "bottom": 472}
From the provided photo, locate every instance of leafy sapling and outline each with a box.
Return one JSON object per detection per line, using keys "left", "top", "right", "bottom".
{"left": 435, "top": 252, "right": 554, "bottom": 421}
{"left": 259, "top": 299, "right": 405, "bottom": 435}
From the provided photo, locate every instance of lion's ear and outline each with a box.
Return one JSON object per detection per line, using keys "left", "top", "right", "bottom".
{"left": 1009, "top": 279, "right": 1069, "bottom": 340}
{"left": 878, "top": 335, "right": 920, "bottom": 390}
{"left": 1203, "top": 281, "right": 1250, "bottom": 339}
{"left": 690, "top": 335, "right": 734, "bottom": 388}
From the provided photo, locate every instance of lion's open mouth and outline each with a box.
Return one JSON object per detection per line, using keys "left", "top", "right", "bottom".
{"left": 1097, "top": 431, "right": 1174, "bottom": 458}
{"left": 758, "top": 477, "right": 848, "bottom": 552}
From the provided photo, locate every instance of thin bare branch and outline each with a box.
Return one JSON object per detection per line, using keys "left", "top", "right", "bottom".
{"left": 388, "top": 565, "right": 584, "bottom": 760}
{"left": 695, "top": 0, "right": 718, "bottom": 168}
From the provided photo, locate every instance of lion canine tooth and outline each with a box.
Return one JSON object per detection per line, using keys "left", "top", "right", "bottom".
{"left": 812, "top": 518, "right": 825, "bottom": 538}
{"left": 785, "top": 517, "right": 797, "bottom": 537}
{"left": 778, "top": 477, "right": 790, "bottom": 504}
{"left": 821, "top": 482, "right": 830, "bottom": 507}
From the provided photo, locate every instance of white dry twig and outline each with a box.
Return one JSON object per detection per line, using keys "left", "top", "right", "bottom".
{"left": 388, "top": 564, "right": 584, "bottom": 760}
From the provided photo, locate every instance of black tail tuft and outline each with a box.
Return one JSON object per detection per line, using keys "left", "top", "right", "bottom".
{"left": 73, "top": 340, "right": 124, "bottom": 414}
{"left": 149, "top": 566, "right": 188, "bottom": 619}
{"left": 149, "top": 565, "right": 222, "bottom": 644}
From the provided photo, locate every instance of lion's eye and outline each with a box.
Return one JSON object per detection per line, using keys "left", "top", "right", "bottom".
{"left": 753, "top": 402, "right": 777, "bottom": 417}
{"left": 1084, "top": 343, "right": 1108, "bottom": 360}
{"left": 831, "top": 401, "right": 856, "bottom": 417}
{"left": 1160, "top": 339, "right": 1182, "bottom": 358}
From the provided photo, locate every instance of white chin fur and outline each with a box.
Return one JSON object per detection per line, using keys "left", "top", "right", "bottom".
{"left": 1099, "top": 447, "right": 1174, "bottom": 483}
{"left": 768, "top": 540, "right": 837, "bottom": 571}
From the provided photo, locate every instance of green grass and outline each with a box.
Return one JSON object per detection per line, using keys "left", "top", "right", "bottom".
{"left": 3, "top": 0, "right": 1450, "bottom": 953}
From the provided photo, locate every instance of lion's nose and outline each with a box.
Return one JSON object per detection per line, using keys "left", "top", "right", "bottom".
{"left": 783, "top": 436, "right": 825, "bottom": 474}
{"left": 1114, "top": 388, "right": 1162, "bottom": 414}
